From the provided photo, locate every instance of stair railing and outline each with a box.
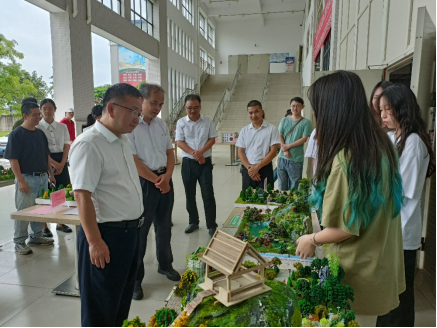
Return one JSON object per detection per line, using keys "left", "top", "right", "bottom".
{"left": 167, "top": 84, "right": 197, "bottom": 133}
{"left": 212, "top": 64, "right": 241, "bottom": 128}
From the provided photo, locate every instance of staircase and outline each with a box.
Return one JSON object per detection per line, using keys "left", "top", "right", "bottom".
{"left": 175, "top": 74, "right": 236, "bottom": 121}
{"left": 216, "top": 73, "right": 268, "bottom": 133}
{"left": 262, "top": 73, "right": 302, "bottom": 127}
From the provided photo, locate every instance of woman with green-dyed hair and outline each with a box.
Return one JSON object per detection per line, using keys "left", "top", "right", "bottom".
{"left": 295, "top": 71, "right": 405, "bottom": 327}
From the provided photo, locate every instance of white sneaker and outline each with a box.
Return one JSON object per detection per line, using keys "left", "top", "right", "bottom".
{"left": 15, "top": 243, "right": 33, "bottom": 255}
{"left": 27, "top": 236, "right": 54, "bottom": 246}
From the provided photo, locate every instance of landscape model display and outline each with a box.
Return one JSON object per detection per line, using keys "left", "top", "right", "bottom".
{"left": 35, "top": 183, "right": 77, "bottom": 206}
{"left": 235, "top": 179, "right": 312, "bottom": 255}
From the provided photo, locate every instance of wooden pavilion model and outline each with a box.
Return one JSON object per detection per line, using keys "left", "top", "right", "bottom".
{"left": 198, "top": 230, "right": 272, "bottom": 306}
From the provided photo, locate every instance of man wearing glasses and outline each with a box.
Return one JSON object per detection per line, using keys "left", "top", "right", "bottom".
{"left": 69, "top": 83, "right": 144, "bottom": 327}
{"left": 127, "top": 83, "right": 180, "bottom": 301}
{"left": 176, "top": 94, "right": 218, "bottom": 238}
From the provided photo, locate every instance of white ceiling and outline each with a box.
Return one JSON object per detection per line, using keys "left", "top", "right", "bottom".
{"left": 200, "top": 0, "right": 306, "bottom": 23}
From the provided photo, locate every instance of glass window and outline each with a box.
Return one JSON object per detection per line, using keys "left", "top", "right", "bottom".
{"left": 169, "top": 0, "right": 179, "bottom": 9}
{"left": 207, "top": 24, "right": 214, "bottom": 47}
{"left": 322, "top": 31, "right": 331, "bottom": 71}
{"left": 97, "top": 0, "right": 122, "bottom": 14}
{"left": 182, "top": 0, "right": 193, "bottom": 24}
{"left": 199, "top": 14, "right": 206, "bottom": 37}
{"left": 131, "top": 0, "right": 154, "bottom": 36}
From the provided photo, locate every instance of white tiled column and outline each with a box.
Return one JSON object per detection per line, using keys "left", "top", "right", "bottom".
{"left": 50, "top": 1, "right": 94, "bottom": 136}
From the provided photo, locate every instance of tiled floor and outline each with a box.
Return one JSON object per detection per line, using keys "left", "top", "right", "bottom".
{"left": 0, "top": 146, "right": 435, "bottom": 326}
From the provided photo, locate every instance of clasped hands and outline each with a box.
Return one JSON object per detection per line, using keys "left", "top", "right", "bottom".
{"left": 155, "top": 174, "right": 171, "bottom": 194}
{"left": 191, "top": 150, "right": 205, "bottom": 164}
{"left": 281, "top": 144, "right": 291, "bottom": 158}
{"left": 52, "top": 161, "right": 65, "bottom": 175}
{"left": 247, "top": 165, "right": 261, "bottom": 181}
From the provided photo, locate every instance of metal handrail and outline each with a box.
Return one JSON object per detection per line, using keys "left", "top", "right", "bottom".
{"left": 200, "top": 58, "right": 215, "bottom": 75}
{"left": 200, "top": 70, "right": 209, "bottom": 88}
{"left": 167, "top": 84, "right": 197, "bottom": 132}
{"left": 212, "top": 64, "right": 241, "bottom": 128}
{"left": 261, "top": 73, "right": 270, "bottom": 108}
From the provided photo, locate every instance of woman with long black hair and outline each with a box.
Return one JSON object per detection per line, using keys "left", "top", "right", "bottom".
{"left": 295, "top": 71, "right": 405, "bottom": 326}
{"left": 369, "top": 81, "right": 393, "bottom": 130}
{"left": 37, "top": 99, "right": 72, "bottom": 234}
{"left": 377, "top": 84, "right": 435, "bottom": 326}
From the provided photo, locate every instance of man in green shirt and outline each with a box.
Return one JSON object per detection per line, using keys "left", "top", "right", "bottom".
{"left": 277, "top": 97, "right": 312, "bottom": 190}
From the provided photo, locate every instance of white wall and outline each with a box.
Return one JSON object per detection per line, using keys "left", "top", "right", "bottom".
{"left": 215, "top": 17, "right": 303, "bottom": 74}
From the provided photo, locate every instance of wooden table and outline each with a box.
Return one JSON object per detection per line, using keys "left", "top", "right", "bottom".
{"left": 11, "top": 205, "right": 81, "bottom": 297}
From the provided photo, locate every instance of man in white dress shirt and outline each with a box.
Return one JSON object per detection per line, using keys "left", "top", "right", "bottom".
{"left": 176, "top": 94, "right": 218, "bottom": 238}
{"left": 69, "top": 83, "right": 144, "bottom": 327}
{"left": 127, "top": 83, "right": 180, "bottom": 301}
{"left": 236, "top": 100, "right": 280, "bottom": 190}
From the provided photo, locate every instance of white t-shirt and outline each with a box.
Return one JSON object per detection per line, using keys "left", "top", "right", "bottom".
{"left": 388, "top": 131, "right": 430, "bottom": 250}
{"left": 37, "top": 119, "right": 70, "bottom": 153}
{"left": 304, "top": 129, "right": 318, "bottom": 174}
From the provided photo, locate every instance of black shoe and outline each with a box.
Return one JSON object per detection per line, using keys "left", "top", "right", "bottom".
{"left": 158, "top": 267, "right": 181, "bottom": 281}
{"left": 184, "top": 224, "right": 199, "bottom": 234}
{"left": 208, "top": 228, "right": 217, "bottom": 238}
{"left": 42, "top": 228, "right": 53, "bottom": 238}
{"left": 56, "top": 224, "right": 72, "bottom": 233}
{"left": 132, "top": 285, "right": 144, "bottom": 300}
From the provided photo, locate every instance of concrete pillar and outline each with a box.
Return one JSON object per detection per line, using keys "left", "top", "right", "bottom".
{"left": 50, "top": 0, "right": 94, "bottom": 136}
{"left": 158, "top": 0, "right": 169, "bottom": 122}
{"left": 110, "top": 42, "right": 120, "bottom": 84}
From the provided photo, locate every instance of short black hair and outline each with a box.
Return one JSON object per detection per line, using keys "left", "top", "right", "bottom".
{"left": 247, "top": 100, "right": 262, "bottom": 109}
{"left": 91, "top": 105, "right": 103, "bottom": 117}
{"left": 290, "top": 97, "right": 304, "bottom": 105}
{"left": 184, "top": 94, "right": 201, "bottom": 105}
{"left": 102, "top": 83, "right": 143, "bottom": 111}
{"left": 21, "top": 98, "right": 39, "bottom": 116}
{"left": 40, "top": 98, "right": 57, "bottom": 109}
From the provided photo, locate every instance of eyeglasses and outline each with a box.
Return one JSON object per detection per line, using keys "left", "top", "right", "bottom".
{"left": 186, "top": 106, "right": 200, "bottom": 111}
{"left": 112, "top": 103, "right": 142, "bottom": 118}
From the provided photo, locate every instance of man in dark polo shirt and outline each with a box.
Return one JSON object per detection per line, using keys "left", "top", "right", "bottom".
{"left": 5, "top": 101, "right": 56, "bottom": 255}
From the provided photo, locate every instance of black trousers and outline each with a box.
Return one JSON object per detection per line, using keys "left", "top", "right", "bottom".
{"left": 78, "top": 224, "right": 139, "bottom": 327}
{"left": 376, "top": 249, "right": 417, "bottom": 327}
{"left": 241, "top": 162, "right": 274, "bottom": 190}
{"left": 49, "top": 152, "right": 71, "bottom": 188}
{"left": 181, "top": 157, "right": 217, "bottom": 229}
{"left": 136, "top": 177, "right": 174, "bottom": 285}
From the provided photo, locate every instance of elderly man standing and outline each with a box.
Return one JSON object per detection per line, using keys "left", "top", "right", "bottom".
{"left": 176, "top": 94, "right": 218, "bottom": 238}
{"left": 69, "top": 83, "right": 144, "bottom": 327}
{"left": 127, "top": 83, "right": 180, "bottom": 301}
{"left": 237, "top": 100, "right": 280, "bottom": 190}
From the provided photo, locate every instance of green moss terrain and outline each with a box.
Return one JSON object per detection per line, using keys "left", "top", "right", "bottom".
{"left": 187, "top": 280, "right": 302, "bottom": 327}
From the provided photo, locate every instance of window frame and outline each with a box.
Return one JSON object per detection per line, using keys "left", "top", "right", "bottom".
{"left": 131, "top": 0, "right": 154, "bottom": 36}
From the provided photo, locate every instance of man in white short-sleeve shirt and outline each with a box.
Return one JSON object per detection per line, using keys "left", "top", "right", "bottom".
{"left": 236, "top": 100, "right": 280, "bottom": 190}
{"left": 127, "top": 84, "right": 180, "bottom": 301}
{"left": 175, "top": 94, "right": 218, "bottom": 238}
{"left": 69, "top": 83, "right": 144, "bottom": 327}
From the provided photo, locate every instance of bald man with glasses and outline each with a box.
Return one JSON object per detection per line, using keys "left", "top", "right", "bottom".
{"left": 176, "top": 94, "right": 218, "bottom": 238}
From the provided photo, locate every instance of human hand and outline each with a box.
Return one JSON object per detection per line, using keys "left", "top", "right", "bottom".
{"left": 295, "top": 234, "right": 316, "bottom": 259}
{"left": 18, "top": 179, "right": 30, "bottom": 194}
{"left": 52, "top": 162, "right": 63, "bottom": 175}
{"left": 281, "top": 144, "right": 290, "bottom": 152}
{"left": 198, "top": 156, "right": 206, "bottom": 165}
{"left": 250, "top": 172, "right": 261, "bottom": 182}
{"left": 155, "top": 175, "right": 171, "bottom": 194}
{"left": 284, "top": 150, "right": 291, "bottom": 158}
{"left": 89, "top": 238, "right": 110, "bottom": 269}
{"left": 49, "top": 175, "right": 56, "bottom": 187}
{"left": 247, "top": 165, "right": 259, "bottom": 178}
{"left": 192, "top": 150, "right": 203, "bottom": 161}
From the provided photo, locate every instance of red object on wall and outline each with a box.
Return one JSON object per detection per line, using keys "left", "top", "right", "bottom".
{"left": 313, "top": 0, "right": 333, "bottom": 61}
{"left": 119, "top": 70, "right": 146, "bottom": 87}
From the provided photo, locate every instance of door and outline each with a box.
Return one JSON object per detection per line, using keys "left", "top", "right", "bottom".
{"left": 410, "top": 6, "right": 436, "bottom": 274}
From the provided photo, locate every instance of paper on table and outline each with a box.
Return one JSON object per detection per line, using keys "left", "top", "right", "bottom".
{"left": 27, "top": 206, "right": 52, "bottom": 215}
{"left": 63, "top": 207, "right": 79, "bottom": 215}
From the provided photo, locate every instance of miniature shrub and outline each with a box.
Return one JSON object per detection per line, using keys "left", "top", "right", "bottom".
{"left": 347, "top": 320, "right": 360, "bottom": 327}
{"left": 173, "top": 311, "right": 190, "bottom": 327}
{"left": 122, "top": 316, "right": 146, "bottom": 327}
{"left": 265, "top": 270, "right": 277, "bottom": 280}
{"left": 314, "top": 305, "right": 329, "bottom": 320}
{"left": 154, "top": 308, "right": 177, "bottom": 327}
{"left": 298, "top": 299, "right": 314, "bottom": 316}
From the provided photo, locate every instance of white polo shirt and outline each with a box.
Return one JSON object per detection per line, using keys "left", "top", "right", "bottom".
{"left": 127, "top": 117, "right": 173, "bottom": 171}
{"left": 37, "top": 119, "right": 70, "bottom": 153}
{"left": 175, "top": 114, "right": 218, "bottom": 159}
{"left": 236, "top": 119, "right": 280, "bottom": 165}
{"left": 69, "top": 121, "right": 144, "bottom": 223}
{"left": 388, "top": 131, "right": 430, "bottom": 250}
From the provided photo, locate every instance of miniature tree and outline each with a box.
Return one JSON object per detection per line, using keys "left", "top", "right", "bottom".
{"left": 314, "top": 305, "right": 329, "bottom": 320}
{"left": 271, "top": 257, "right": 282, "bottom": 274}
{"left": 347, "top": 320, "right": 359, "bottom": 327}
{"left": 262, "top": 191, "right": 268, "bottom": 199}
{"left": 279, "top": 243, "right": 288, "bottom": 254}
{"left": 328, "top": 253, "right": 340, "bottom": 277}
{"left": 265, "top": 270, "right": 277, "bottom": 280}
{"left": 298, "top": 299, "right": 314, "bottom": 316}
{"left": 295, "top": 279, "right": 311, "bottom": 297}
{"left": 240, "top": 190, "right": 247, "bottom": 201}
{"left": 311, "top": 258, "right": 322, "bottom": 272}
{"left": 267, "top": 183, "right": 272, "bottom": 192}
{"left": 311, "top": 270, "right": 319, "bottom": 281}
{"left": 123, "top": 316, "right": 146, "bottom": 327}
{"left": 154, "top": 308, "right": 177, "bottom": 327}
{"left": 290, "top": 270, "right": 296, "bottom": 281}
{"left": 309, "top": 284, "right": 325, "bottom": 305}
{"left": 246, "top": 186, "right": 253, "bottom": 198}
{"left": 293, "top": 262, "right": 303, "bottom": 271}
{"left": 39, "top": 188, "right": 45, "bottom": 197}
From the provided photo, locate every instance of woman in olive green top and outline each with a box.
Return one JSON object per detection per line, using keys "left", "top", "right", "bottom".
{"left": 296, "top": 71, "right": 405, "bottom": 327}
